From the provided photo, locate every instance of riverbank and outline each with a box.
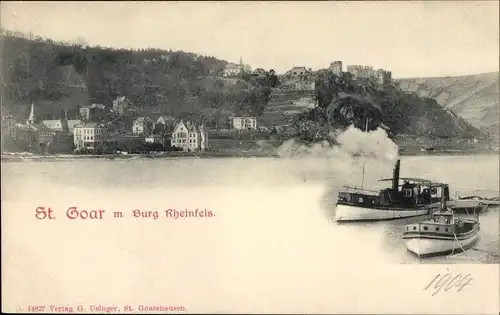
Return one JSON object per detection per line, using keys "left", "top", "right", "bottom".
{"left": 0, "top": 151, "right": 281, "bottom": 162}
{"left": 1, "top": 148, "right": 498, "bottom": 162}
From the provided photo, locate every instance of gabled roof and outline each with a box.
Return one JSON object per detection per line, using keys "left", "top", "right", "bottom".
{"left": 15, "top": 123, "right": 37, "bottom": 131}
{"left": 42, "top": 120, "right": 67, "bottom": 131}
{"left": 74, "top": 122, "right": 107, "bottom": 128}
{"left": 31, "top": 123, "right": 53, "bottom": 132}
{"left": 133, "top": 116, "right": 153, "bottom": 123}
{"left": 152, "top": 114, "right": 176, "bottom": 122}
{"left": 173, "top": 119, "right": 200, "bottom": 133}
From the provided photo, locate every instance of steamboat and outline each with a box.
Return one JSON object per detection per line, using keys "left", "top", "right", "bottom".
{"left": 335, "top": 159, "right": 449, "bottom": 222}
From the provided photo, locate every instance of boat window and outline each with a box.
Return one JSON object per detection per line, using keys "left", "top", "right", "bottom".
{"left": 436, "top": 227, "right": 440, "bottom": 231}
{"left": 403, "top": 189, "right": 412, "bottom": 197}
{"left": 423, "top": 226, "right": 428, "bottom": 231}
{"left": 413, "top": 226, "right": 416, "bottom": 230}
{"left": 445, "top": 228, "right": 449, "bottom": 232}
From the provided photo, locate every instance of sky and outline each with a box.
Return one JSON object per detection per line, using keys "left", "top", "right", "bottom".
{"left": 1, "top": 1, "right": 499, "bottom": 78}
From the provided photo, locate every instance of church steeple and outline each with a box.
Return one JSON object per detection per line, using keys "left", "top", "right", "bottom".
{"left": 27, "top": 102, "right": 35, "bottom": 125}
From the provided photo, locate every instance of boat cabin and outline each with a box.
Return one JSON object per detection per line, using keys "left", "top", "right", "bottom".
{"left": 404, "top": 210, "right": 478, "bottom": 236}
{"left": 337, "top": 159, "right": 450, "bottom": 208}
{"left": 377, "top": 178, "right": 450, "bottom": 206}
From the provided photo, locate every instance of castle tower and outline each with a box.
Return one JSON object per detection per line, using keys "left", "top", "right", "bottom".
{"left": 239, "top": 56, "right": 244, "bottom": 74}
{"left": 27, "top": 102, "right": 35, "bottom": 125}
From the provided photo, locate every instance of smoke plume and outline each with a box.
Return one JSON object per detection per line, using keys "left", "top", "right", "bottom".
{"left": 275, "top": 125, "right": 400, "bottom": 218}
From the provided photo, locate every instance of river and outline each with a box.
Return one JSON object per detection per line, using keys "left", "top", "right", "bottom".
{"left": 2, "top": 154, "right": 498, "bottom": 265}
{"left": 2, "top": 154, "right": 499, "bottom": 312}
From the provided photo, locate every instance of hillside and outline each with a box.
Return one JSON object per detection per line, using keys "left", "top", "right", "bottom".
{"left": 0, "top": 30, "right": 275, "bottom": 126}
{"left": 396, "top": 72, "right": 499, "bottom": 134}
{"left": 289, "top": 72, "right": 484, "bottom": 143}
{"left": 260, "top": 90, "right": 315, "bottom": 128}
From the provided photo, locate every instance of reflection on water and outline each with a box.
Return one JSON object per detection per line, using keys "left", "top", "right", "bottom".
{"left": 2, "top": 155, "right": 499, "bottom": 265}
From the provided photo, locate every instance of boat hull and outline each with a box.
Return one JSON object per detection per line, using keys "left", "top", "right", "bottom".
{"left": 403, "top": 233, "right": 478, "bottom": 257}
{"left": 335, "top": 204, "right": 430, "bottom": 222}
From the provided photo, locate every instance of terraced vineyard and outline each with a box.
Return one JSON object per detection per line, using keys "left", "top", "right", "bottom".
{"left": 260, "top": 90, "right": 316, "bottom": 128}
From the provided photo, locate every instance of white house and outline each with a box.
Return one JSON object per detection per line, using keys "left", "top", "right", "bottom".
{"left": 232, "top": 117, "right": 257, "bottom": 130}
{"left": 112, "top": 96, "right": 131, "bottom": 115}
{"left": 73, "top": 122, "right": 107, "bottom": 151}
{"left": 170, "top": 120, "right": 208, "bottom": 151}
{"left": 223, "top": 63, "right": 242, "bottom": 77}
{"left": 132, "top": 117, "right": 154, "bottom": 135}
{"left": 80, "top": 103, "right": 106, "bottom": 120}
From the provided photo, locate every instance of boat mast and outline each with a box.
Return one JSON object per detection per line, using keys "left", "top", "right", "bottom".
{"left": 360, "top": 118, "right": 369, "bottom": 188}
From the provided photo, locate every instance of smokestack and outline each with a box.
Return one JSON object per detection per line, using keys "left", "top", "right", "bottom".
{"left": 392, "top": 159, "right": 400, "bottom": 193}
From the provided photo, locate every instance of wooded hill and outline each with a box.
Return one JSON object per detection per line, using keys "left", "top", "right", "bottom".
{"left": 0, "top": 29, "right": 275, "bottom": 128}
{"left": 1, "top": 29, "right": 485, "bottom": 141}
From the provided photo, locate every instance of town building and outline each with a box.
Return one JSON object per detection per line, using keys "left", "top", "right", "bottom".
{"left": 132, "top": 117, "right": 154, "bottom": 135}
{"left": 80, "top": 103, "right": 106, "bottom": 121}
{"left": 223, "top": 57, "right": 251, "bottom": 77}
{"left": 286, "top": 66, "right": 308, "bottom": 77}
{"left": 2, "top": 115, "right": 17, "bottom": 139}
{"left": 80, "top": 107, "right": 90, "bottom": 121}
{"left": 112, "top": 96, "right": 131, "bottom": 115}
{"left": 153, "top": 115, "right": 177, "bottom": 135}
{"left": 170, "top": 120, "right": 208, "bottom": 151}
{"left": 224, "top": 63, "right": 242, "bottom": 77}
{"left": 12, "top": 103, "right": 54, "bottom": 152}
{"left": 233, "top": 117, "right": 258, "bottom": 130}
{"left": 145, "top": 134, "right": 171, "bottom": 150}
{"left": 32, "top": 123, "right": 55, "bottom": 144}
{"left": 14, "top": 124, "right": 37, "bottom": 148}
{"left": 330, "top": 61, "right": 343, "bottom": 75}
{"left": 73, "top": 122, "right": 107, "bottom": 151}
{"left": 295, "top": 80, "right": 316, "bottom": 91}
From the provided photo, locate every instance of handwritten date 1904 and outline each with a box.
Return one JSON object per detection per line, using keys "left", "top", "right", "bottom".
{"left": 424, "top": 272, "right": 473, "bottom": 296}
